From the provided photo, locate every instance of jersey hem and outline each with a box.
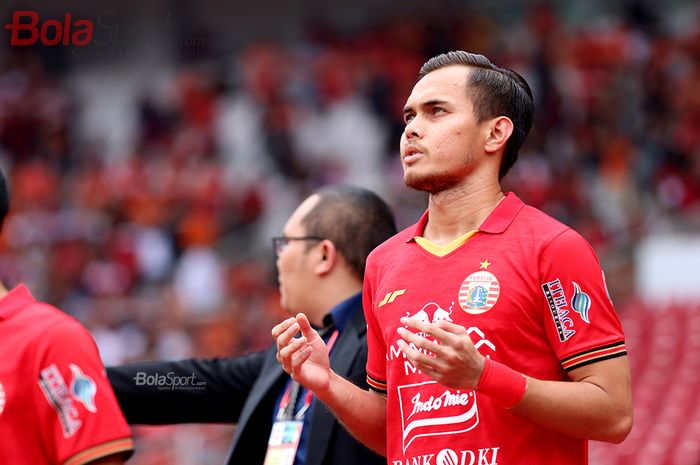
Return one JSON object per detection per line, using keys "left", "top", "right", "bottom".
{"left": 63, "top": 437, "right": 134, "bottom": 465}
{"left": 561, "top": 341, "right": 627, "bottom": 371}
{"left": 367, "top": 374, "right": 387, "bottom": 393}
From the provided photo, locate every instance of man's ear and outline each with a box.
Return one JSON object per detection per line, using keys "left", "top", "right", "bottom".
{"left": 315, "top": 240, "right": 337, "bottom": 275}
{"left": 484, "top": 116, "right": 513, "bottom": 155}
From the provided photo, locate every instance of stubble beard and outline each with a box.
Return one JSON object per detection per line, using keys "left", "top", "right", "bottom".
{"left": 403, "top": 153, "right": 473, "bottom": 194}
{"left": 404, "top": 171, "right": 465, "bottom": 194}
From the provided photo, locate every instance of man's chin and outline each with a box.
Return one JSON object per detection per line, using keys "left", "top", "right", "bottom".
{"left": 404, "top": 173, "right": 459, "bottom": 194}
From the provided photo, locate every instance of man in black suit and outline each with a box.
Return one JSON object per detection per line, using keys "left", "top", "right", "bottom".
{"left": 107, "top": 185, "right": 395, "bottom": 465}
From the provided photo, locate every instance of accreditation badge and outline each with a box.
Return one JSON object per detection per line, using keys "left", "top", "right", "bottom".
{"left": 263, "top": 420, "right": 304, "bottom": 465}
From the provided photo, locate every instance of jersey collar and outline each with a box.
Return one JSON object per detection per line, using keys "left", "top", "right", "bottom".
{"left": 478, "top": 192, "right": 524, "bottom": 233}
{"left": 0, "top": 284, "right": 36, "bottom": 321}
{"left": 406, "top": 192, "right": 524, "bottom": 242}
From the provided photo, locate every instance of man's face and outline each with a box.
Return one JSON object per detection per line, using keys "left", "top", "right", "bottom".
{"left": 276, "top": 195, "right": 321, "bottom": 314}
{"left": 400, "top": 65, "right": 485, "bottom": 193}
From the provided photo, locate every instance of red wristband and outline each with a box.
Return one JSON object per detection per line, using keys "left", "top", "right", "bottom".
{"left": 476, "top": 357, "right": 527, "bottom": 409}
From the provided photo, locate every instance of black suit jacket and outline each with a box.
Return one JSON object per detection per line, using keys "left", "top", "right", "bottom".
{"left": 107, "top": 305, "right": 384, "bottom": 465}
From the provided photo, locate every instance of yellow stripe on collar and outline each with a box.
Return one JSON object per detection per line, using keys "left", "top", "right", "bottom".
{"left": 414, "top": 230, "right": 477, "bottom": 257}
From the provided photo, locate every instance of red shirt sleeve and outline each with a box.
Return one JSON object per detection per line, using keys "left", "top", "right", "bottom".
{"left": 539, "top": 229, "right": 627, "bottom": 372}
{"left": 33, "top": 317, "right": 133, "bottom": 465}
{"left": 363, "top": 257, "right": 388, "bottom": 393}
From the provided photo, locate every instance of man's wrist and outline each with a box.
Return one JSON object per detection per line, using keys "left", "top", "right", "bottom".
{"left": 476, "top": 357, "right": 527, "bottom": 409}
{"left": 314, "top": 369, "right": 339, "bottom": 404}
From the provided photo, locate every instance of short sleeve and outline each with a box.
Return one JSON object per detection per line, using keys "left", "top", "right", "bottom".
{"left": 539, "top": 229, "right": 627, "bottom": 372}
{"left": 363, "top": 259, "right": 388, "bottom": 394}
{"left": 34, "top": 318, "right": 133, "bottom": 465}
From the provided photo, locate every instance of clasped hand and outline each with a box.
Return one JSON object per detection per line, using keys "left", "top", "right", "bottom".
{"left": 271, "top": 313, "right": 486, "bottom": 392}
{"left": 397, "top": 317, "right": 485, "bottom": 390}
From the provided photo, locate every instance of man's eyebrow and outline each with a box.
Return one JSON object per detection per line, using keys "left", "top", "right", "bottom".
{"left": 403, "top": 99, "right": 451, "bottom": 114}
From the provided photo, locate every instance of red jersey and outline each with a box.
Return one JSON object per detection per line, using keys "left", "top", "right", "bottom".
{"left": 0, "top": 285, "right": 133, "bottom": 464}
{"left": 364, "top": 193, "right": 626, "bottom": 465}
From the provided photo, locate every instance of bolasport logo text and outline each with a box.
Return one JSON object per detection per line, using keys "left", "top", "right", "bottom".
{"left": 4, "top": 10, "right": 205, "bottom": 60}
{"left": 134, "top": 372, "right": 207, "bottom": 391}
{"left": 4, "top": 11, "right": 94, "bottom": 46}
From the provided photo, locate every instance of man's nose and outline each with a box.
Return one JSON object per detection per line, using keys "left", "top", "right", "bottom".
{"left": 403, "top": 117, "right": 422, "bottom": 140}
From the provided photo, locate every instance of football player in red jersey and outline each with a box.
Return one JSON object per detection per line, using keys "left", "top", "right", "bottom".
{"left": 273, "top": 51, "right": 632, "bottom": 464}
{"left": 0, "top": 166, "right": 133, "bottom": 465}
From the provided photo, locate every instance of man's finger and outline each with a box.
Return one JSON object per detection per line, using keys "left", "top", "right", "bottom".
{"left": 400, "top": 317, "right": 461, "bottom": 345}
{"left": 396, "top": 326, "right": 442, "bottom": 355}
{"left": 295, "top": 313, "right": 318, "bottom": 339}
{"left": 275, "top": 321, "right": 301, "bottom": 350}
{"left": 279, "top": 335, "right": 307, "bottom": 360}
{"left": 396, "top": 338, "right": 438, "bottom": 371}
{"left": 272, "top": 317, "right": 298, "bottom": 339}
{"left": 291, "top": 346, "right": 313, "bottom": 373}
{"left": 433, "top": 318, "right": 468, "bottom": 335}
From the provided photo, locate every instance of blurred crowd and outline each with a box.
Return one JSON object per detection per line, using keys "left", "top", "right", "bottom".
{"left": 0, "top": 2, "right": 699, "bottom": 462}
{"left": 2, "top": 0, "right": 699, "bottom": 366}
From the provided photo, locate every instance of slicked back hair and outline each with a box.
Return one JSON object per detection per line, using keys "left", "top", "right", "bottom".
{"left": 418, "top": 51, "right": 534, "bottom": 180}
{"left": 301, "top": 185, "right": 397, "bottom": 280}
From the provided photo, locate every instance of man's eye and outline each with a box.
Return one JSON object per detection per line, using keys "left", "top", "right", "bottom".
{"left": 404, "top": 114, "right": 415, "bottom": 124}
{"left": 432, "top": 107, "right": 445, "bottom": 115}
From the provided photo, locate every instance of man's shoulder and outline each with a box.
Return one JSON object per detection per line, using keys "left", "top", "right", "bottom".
{"left": 512, "top": 202, "right": 571, "bottom": 237}
{"left": 370, "top": 224, "right": 415, "bottom": 256}
{"left": 16, "top": 300, "right": 91, "bottom": 341}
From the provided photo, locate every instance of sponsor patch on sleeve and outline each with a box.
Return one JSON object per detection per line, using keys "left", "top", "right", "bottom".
{"left": 541, "top": 279, "right": 577, "bottom": 342}
{"left": 38, "top": 364, "right": 82, "bottom": 438}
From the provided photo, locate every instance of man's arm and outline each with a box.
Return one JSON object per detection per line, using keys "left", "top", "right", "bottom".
{"left": 107, "top": 352, "right": 267, "bottom": 424}
{"left": 397, "top": 318, "right": 633, "bottom": 443}
{"left": 273, "top": 314, "right": 388, "bottom": 456}
{"left": 512, "top": 356, "right": 632, "bottom": 443}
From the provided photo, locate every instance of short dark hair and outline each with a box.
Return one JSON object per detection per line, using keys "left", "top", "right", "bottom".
{"left": 0, "top": 167, "right": 9, "bottom": 232}
{"left": 418, "top": 51, "right": 534, "bottom": 180}
{"left": 301, "top": 185, "right": 397, "bottom": 280}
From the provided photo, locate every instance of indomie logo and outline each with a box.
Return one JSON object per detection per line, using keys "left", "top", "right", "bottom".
{"left": 398, "top": 381, "right": 479, "bottom": 452}
{"left": 5, "top": 11, "right": 94, "bottom": 46}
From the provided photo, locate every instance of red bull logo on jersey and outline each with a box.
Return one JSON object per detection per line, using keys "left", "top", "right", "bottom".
{"left": 406, "top": 302, "right": 454, "bottom": 324}
{"left": 398, "top": 380, "right": 479, "bottom": 452}
{"left": 459, "top": 271, "right": 500, "bottom": 315}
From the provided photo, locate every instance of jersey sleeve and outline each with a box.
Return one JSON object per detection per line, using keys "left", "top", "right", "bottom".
{"left": 33, "top": 317, "right": 133, "bottom": 465}
{"left": 539, "top": 229, "right": 627, "bottom": 372}
{"left": 363, "top": 257, "right": 387, "bottom": 394}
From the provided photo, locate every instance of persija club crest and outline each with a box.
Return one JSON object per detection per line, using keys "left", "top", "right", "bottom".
{"left": 398, "top": 380, "right": 479, "bottom": 452}
{"left": 458, "top": 271, "right": 500, "bottom": 314}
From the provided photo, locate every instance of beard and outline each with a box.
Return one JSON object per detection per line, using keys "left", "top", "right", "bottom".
{"left": 404, "top": 171, "right": 465, "bottom": 194}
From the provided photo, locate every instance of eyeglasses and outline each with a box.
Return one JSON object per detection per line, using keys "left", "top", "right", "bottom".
{"left": 272, "top": 236, "right": 324, "bottom": 257}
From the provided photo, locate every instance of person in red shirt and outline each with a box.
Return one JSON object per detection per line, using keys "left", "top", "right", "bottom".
{"left": 273, "top": 51, "right": 633, "bottom": 464}
{"left": 0, "top": 167, "right": 133, "bottom": 465}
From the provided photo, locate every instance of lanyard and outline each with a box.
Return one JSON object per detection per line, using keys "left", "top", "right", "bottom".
{"left": 277, "top": 329, "right": 339, "bottom": 421}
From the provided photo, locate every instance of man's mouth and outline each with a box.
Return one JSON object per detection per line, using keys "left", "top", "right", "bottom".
{"left": 402, "top": 146, "right": 424, "bottom": 163}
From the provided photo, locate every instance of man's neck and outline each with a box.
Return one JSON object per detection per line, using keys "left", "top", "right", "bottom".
{"left": 306, "top": 281, "right": 362, "bottom": 327}
{"left": 423, "top": 183, "right": 504, "bottom": 245}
